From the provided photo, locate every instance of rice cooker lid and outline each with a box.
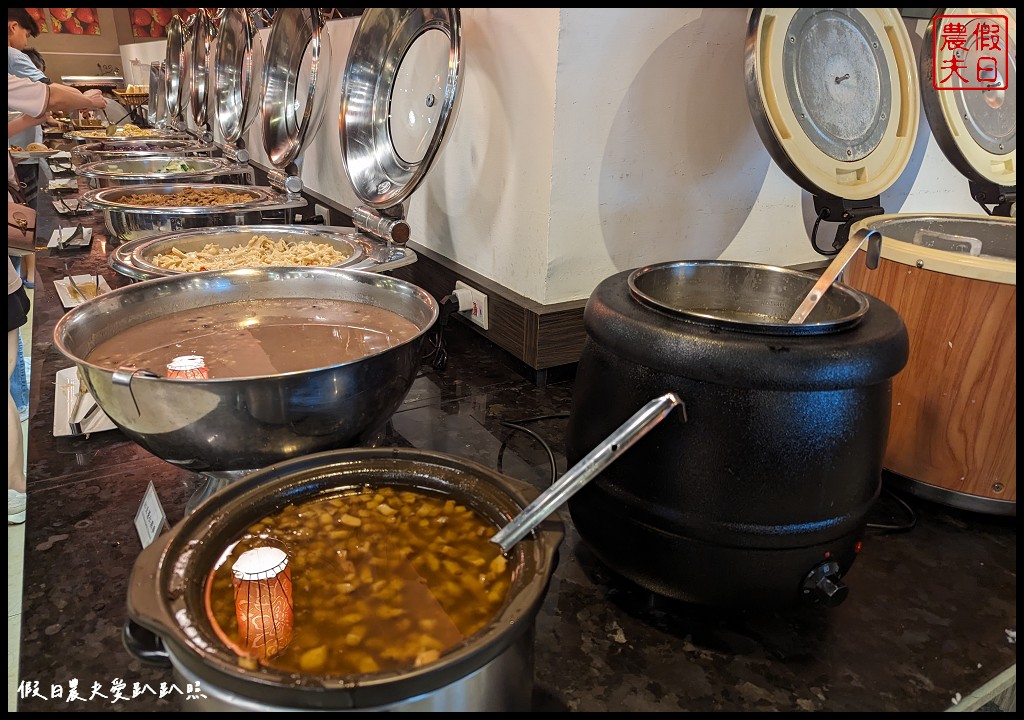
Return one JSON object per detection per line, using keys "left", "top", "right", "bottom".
{"left": 341, "top": 8, "right": 464, "bottom": 210}
{"left": 745, "top": 8, "right": 920, "bottom": 200}
{"left": 919, "top": 8, "right": 1017, "bottom": 188}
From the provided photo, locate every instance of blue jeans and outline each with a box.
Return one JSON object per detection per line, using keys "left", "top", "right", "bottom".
{"left": 12, "top": 331, "right": 29, "bottom": 419}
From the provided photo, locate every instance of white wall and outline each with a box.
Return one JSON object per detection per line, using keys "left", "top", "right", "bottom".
{"left": 145, "top": 9, "right": 984, "bottom": 306}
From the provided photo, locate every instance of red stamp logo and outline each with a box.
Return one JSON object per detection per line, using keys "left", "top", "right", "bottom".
{"left": 932, "top": 14, "right": 1009, "bottom": 90}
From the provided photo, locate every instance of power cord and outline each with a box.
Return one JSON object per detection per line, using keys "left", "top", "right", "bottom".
{"left": 864, "top": 487, "right": 921, "bottom": 532}
{"left": 496, "top": 413, "right": 570, "bottom": 485}
{"left": 421, "top": 289, "right": 475, "bottom": 373}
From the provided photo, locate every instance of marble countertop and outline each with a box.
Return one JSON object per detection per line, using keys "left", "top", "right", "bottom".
{"left": 15, "top": 182, "right": 1016, "bottom": 712}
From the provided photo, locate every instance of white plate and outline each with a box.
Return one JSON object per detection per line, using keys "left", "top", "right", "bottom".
{"left": 52, "top": 367, "right": 117, "bottom": 438}
{"left": 48, "top": 227, "right": 94, "bottom": 249}
{"left": 51, "top": 198, "right": 90, "bottom": 215}
{"left": 47, "top": 178, "right": 78, "bottom": 193}
{"left": 10, "top": 149, "right": 60, "bottom": 159}
{"left": 54, "top": 274, "right": 111, "bottom": 308}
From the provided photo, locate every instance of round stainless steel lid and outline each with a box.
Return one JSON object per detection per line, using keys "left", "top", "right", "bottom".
{"left": 189, "top": 8, "right": 219, "bottom": 129}
{"left": 919, "top": 8, "right": 1016, "bottom": 188}
{"left": 128, "top": 225, "right": 368, "bottom": 275}
{"left": 147, "top": 61, "right": 168, "bottom": 128}
{"left": 261, "top": 8, "right": 332, "bottom": 169}
{"left": 745, "top": 8, "right": 920, "bottom": 200}
{"left": 341, "top": 8, "right": 464, "bottom": 210}
{"left": 165, "top": 14, "right": 191, "bottom": 121}
{"left": 213, "top": 8, "right": 264, "bottom": 145}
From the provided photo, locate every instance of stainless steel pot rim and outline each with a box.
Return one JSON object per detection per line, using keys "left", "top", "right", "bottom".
{"left": 75, "top": 156, "right": 237, "bottom": 179}
{"left": 64, "top": 130, "right": 190, "bottom": 141}
{"left": 129, "top": 447, "right": 563, "bottom": 702}
{"left": 57, "top": 266, "right": 440, "bottom": 381}
{"left": 72, "top": 139, "right": 214, "bottom": 155}
{"left": 627, "top": 260, "right": 870, "bottom": 334}
{"left": 128, "top": 224, "right": 370, "bottom": 274}
{"left": 82, "top": 183, "right": 300, "bottom": 214}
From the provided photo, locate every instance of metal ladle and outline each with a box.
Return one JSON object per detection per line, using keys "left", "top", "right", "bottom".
{"left": 788, "top": 229, "right": 882, "bottom": 324}
{"left": 490, "top": 392, "right": 686, "bottom": 552}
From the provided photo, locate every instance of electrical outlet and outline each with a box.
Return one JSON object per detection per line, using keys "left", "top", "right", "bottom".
{"left": 455, "top": 281, "right": 489, "bottom": 330}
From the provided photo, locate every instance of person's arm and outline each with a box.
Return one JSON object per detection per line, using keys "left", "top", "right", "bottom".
{"left": 42, "top": 84, "right": 109, "bottom": 114}
{"left": 8, "top": 51, "right": 47, "bottom": 83}
{"left": 8, "top": 113, "right": 49, "bottom": 138}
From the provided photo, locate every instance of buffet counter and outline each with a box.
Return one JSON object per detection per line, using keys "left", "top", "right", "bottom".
{"left": 15, "top": 182, "right": 1016, "bottom": 712}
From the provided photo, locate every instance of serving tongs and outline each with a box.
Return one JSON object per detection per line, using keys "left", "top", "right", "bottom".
{"left": 490, "top": 392, "right": 686, "bottom": 552}
{"left": 56, "top": 222, "right": 85, "bottom": 249}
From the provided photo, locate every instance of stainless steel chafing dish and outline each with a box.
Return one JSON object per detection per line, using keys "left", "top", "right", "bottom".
{"left": 81, "top": 183, "right": 307, "bottom": 245}
{"left": 109, "top": 224, "right": 416, "bottom": 281}
{"left": 64, "top": 128, "right": 190, "bottom": 142}
{"left": 75, "top": 156, "right": 253, "bottom": 188}
{"left": 70, "top": 139, "right": 215, "bottom": 168}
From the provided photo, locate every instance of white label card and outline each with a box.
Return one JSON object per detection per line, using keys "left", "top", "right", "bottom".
{"left": 134, "top": 480, "right": 168, "bottom": 549}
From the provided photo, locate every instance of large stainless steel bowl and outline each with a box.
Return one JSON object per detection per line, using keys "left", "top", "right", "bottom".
{"left": 127, "top": 225, "right": 368, "bottom": 275}
{"left": 53, "top": 267, "right": 439, "bottom": 472}
{"left": 81, "top": 183, "right": 307, "bottom": 244}
{"left": 71, "top": 139, "right": 215, "bottom": 168}
{"left": 75, "top": 156, "right": 250, "bottom": 188}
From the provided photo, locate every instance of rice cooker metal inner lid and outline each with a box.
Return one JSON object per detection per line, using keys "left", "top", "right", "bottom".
{"left": 920, "top": 8, "right": 1017, "bottom": 187}
{"left": 341, "top": 8, "right": 464, "bottom": 210}
{"left": 745, "top": 8, "right": 920, "bottom": 200}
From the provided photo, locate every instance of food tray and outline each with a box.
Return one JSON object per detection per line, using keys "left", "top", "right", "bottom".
{"left": 113, "top": 90, "right": 150, "bottom": 108}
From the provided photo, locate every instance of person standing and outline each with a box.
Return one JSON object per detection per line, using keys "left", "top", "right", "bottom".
{"left": 8, "top": 73, "right": 106, "bottom": 524}
{"left": 8, "top": 9, "right": 49, "bottom": 294}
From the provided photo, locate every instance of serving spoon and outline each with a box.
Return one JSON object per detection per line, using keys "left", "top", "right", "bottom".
{"left": 490, "top": 392, "right": 686, "bottom": 552}
{"left": 787, "top": 229, "right": 882, "bottom": 324}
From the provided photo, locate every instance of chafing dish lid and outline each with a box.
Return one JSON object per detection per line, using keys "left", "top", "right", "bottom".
{"left": 260, "top": 9, "right": 332, "bottom": 169}
{"left": 189, "top": 9, "right": 219, "bottom": 129}
{"left": 213, "top": 8, "right": 265, "bottom": 144}
{"left": 745, "top": 8, "right": 919, "bottom": 200}
{"left": 341, "top": 8, "right": 464, "bottom": 210}
{"left": 165, "top": 14, "right": 193, "bottom": 121}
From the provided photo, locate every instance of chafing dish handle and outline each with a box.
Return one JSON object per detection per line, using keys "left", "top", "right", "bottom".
{"left": 352, "top": 206, "right": 411, "bottom": 246}
{"left": 122, "top": 621, "right": 171, "bottom": 668}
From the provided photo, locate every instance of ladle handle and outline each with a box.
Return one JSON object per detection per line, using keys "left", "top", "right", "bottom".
{"left": 787, "top": 229, "right": 882, "bottom": 324}
{"left": 490, "top": 392, "right": 685, "bottom": 553}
